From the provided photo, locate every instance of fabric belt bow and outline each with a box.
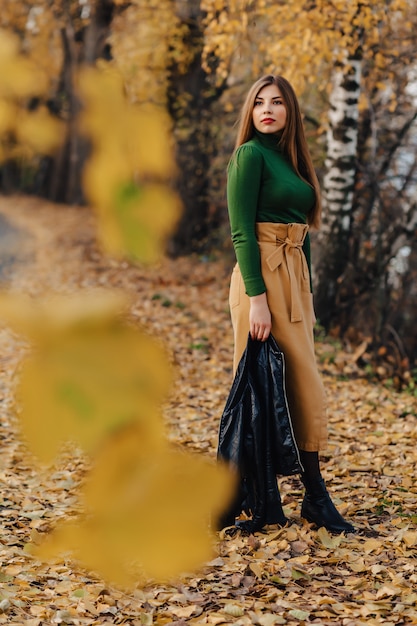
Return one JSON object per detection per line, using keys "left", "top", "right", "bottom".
{"left": 265, "top": 229, "right": 308, "bottom": 323}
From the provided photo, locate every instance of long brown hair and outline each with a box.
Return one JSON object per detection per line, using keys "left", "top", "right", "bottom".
{"left": 234, "top": 75, "right": 321, "bottom": 228}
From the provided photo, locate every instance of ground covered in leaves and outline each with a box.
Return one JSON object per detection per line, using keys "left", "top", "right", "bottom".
{"left": 0, "top": 196, "right": 416, "bottom": 626}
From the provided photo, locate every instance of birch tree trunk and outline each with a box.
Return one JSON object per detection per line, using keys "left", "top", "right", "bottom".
{"left": 314, "top": 56, "right": 362, "bottom": 326}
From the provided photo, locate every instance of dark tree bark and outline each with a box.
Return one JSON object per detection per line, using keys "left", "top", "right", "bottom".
{"left": 167, "top": 0, "right": 226, "bottom": 256}
{"left": 48, "top": 0, "right": 116, "bottom": 205}
{"left": 0, "top": 0, "right": 118, "bottom": 201}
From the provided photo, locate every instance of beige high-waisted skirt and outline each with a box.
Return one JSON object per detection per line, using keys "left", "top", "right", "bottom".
{"left": 229, "top": 222, "right": 327, "bottom": 452}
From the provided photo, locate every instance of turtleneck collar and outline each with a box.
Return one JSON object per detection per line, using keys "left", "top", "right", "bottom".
{"left": 253, "top": 128, "right": 284, "bottom": 151}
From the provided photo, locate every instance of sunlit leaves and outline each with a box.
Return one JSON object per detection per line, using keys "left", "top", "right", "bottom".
{"left": 78, "top": 67, "right": 181, "bottom": 263}
{"left": 0, "top": 29, "right": 62, "bottom": 161}
{"left": 0, "top": 99, "right": 14, "bottom": 134}
{"left": 0, "top": 290, "right": 128, "bottom": 338}
{"left": 16, "top": 107, "right": 63, "bottom": 155}
{"left": 0, "top": 30, "right": 48, "bottom": 97}
{"left": 0, "top": 291, "right": 170, "bottom": 463}
{"left": 19, "top": 324, "right": 171, "bottom": 463}
{"left": 109, "top": 0, "right": 188, "bottom": 105}
{"left": 202, "top": 0, "right": 413, "bottom": 98}
{"left": 98, "top": 182, "right": 182, "bottom": 263}
{"left": 36, "top": 428, "right": 233, "bottom": 584}
{"left": 317, "top": 526, "right": 344, "bottom": 549}
{"left": 0, "top": 287, "right": 233, "bottom": 583}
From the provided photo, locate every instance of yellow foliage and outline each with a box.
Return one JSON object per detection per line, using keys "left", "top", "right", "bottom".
{"left": 18, "top": 331, "right": 168, "bottom": 463}
{"left": 109, "top": 0, "right": 186, "bottom": 106}
{"left": 0, "top": 30, "right": 48, "bottom": 97}
{"left": 0, "top": 291, "right": 171, "bottom": 463}
{"left": 202, "top": 0, "right": 414, "bottom": 97}
{"left": 16, "top": 106, "right": 64, "bottom": 155}
{"left": 0, "top": 99, "right": 15, "bottom": 134}
{"left": 0, "top": 3, "right": 230, "bottom": 588}
{"left": 79, "top": 67, "right": 175, "bottom": 179}
{"left": 78, "top": 66, "right": 181, "bottom": 263}
{"left": 0, "top": 290, "right": 128, "bottom": 337}
{"left": 0, "top": 2, "right": 65, "bottom": 95}
{"left": 93, "top": 181, "right": 181, "bottom": 263}
{"left": 0, "top": 29, "right": 61, "bottom": 162}
{"left": 36, "top": 429, "right": 233, "bottom": 584}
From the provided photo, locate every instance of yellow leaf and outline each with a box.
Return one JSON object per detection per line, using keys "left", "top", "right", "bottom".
{"left": 0, "top": 99, "right": 15, "bottom": 134}
{"left": 78, "top": 68, "right": 175, "bottom": 178}
{"left": 0, "top": 290, "right": 129, "bottom": 338}
{"left": 95, "top": 182, "right": 181, "bottom": 263}
{"left": 16, "top": 107, "right": 64, "bottom": 154}
{"left": 249, "top": 562, "right": 264, "bottom": 579}
{"left": 259, "top": 614, "right": 286, "bottom": 626}
{"left": 317, "top": 526, "right": 343, "bottom": 548}
{"left": 286, "top": 527, "right": 298, "bottom": 541}
{"left": 0, "top": 289, "right": 172, "bottom": 462}
{"left": 170, "top": 605, "right": 198, "bottom": 618}
{"left": 402, "top": 531, "right": 417, "bottom": 546}
{"left": 363, "top": 538, "right": 383, "bottom": 553}
{"left": 36, "top": 432, "right": 234, "bottom": 584}
{"left": 0, "top": 30, "right": 48, "bottom": 97}
{"left": 18, "top": 322, "right": 171, "bottom": 462}
{"left": 129, "top": 106, "right": 176, "bottom": 178}
{"left": 77, "top": 65, "right": 181, "bottom": 262}
{"left": 82, "top": 149, "right": 131, "bottom": 211}
{"left": 349, "top": 559, "right": 367, "bottom": 573}
{"left": 375, "top": 584, "right": 401, "bottom": 599}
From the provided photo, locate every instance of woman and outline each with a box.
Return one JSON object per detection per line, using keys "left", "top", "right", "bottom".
{"left": 226, "top": 74, "right": 354, "bottom": 533}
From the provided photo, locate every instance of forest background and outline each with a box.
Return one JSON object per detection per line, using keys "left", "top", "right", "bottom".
{"left": 0, "top": 0, "right": 416, "bottom": 383}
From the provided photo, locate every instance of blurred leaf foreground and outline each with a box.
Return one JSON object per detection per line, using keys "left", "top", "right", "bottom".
{"left": 0, "top": 29, "right": 232, "bottom": 586}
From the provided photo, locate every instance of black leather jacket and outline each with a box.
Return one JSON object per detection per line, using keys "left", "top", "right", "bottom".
{"left": 217, "top": 334, "right": 302, "bottom": 532}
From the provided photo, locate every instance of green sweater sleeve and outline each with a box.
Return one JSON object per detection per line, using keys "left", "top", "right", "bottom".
{"left": 227, "top": 145, "right": 266, "bottom": 296}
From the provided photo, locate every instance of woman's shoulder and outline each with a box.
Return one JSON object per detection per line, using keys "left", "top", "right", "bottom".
{"left": 235, "top": 138, "right": 263, "bottom": 155}
{"left": 229, "top": 139, "right": 264, "bottom": 168}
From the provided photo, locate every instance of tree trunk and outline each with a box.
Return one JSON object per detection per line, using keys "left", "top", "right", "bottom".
{"left": 48, "top": 0, "right": 115, "bottom": 205}
{"left": 314, "top": 55, "right": 362, "bottom": 326}
{"left": 167, "top": 1, "right": 224, "bottom": 256}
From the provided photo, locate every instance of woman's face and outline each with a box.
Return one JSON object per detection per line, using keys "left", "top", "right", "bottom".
{"left": 252, "top": 83, "right": 287, "bottom": 135}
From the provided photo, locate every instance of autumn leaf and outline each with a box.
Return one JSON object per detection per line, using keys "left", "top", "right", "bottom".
{"left": 317, "top": 526, "right": 344, "bottom": 548}
{"left": 0, "top": 29, "right": 59, "bottom": 163}
{"left": 15, "top": 106, "right": 64, "bottom": 155}
{"left": 35, "top": 428, "right": 234, "bottom": 584}
{"left": 0, "top": 291, "right": 172, "bottom": 463}
{"left": 78, "top": 66, "right": 181, "bottom": 263}
{"left": 0, "top": 99, "right": 14, "bottom": 134}
{"left": 0, "top": 290, "right": 128, "bottom": 338}
{"left": 96, "top": 181, "right": 181, "bottom": 264}
{"left": 0, "top": 29, "right": 48, "bottom": 97}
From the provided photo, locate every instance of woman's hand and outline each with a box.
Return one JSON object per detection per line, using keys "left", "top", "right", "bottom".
{"left": 249, "top": 292, "right": 271, "bottom": 341}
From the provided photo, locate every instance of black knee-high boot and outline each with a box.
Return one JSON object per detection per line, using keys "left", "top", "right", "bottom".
{"left": 299, "top": 451, "right": 355, "bottom": 534}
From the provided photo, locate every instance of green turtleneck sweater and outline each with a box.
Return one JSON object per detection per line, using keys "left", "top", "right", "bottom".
{"left": 227, "top": 130, "right": 315, "bottom": 296}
